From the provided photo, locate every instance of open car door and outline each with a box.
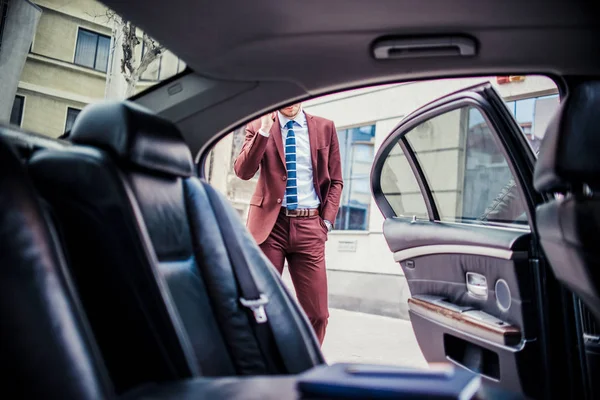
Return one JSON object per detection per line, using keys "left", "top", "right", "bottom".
{"left": 370, "top": 82, "right": 575, "bottom": 399}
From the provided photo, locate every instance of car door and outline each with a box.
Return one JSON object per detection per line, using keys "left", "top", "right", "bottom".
{"left": 370, "top": 82, "right": 573, "bottom": 399}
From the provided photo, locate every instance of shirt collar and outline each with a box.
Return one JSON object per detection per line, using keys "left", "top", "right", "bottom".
{"left": 278, "top": 110, "right": 306, "bottom": 129}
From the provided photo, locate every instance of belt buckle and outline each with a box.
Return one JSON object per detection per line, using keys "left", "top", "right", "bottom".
{"left": 285, "top": 208, "right": 316, "bottom": 217}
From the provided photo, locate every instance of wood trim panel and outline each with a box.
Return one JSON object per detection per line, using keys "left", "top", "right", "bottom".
{"left": 408, "top": 296, "right": 521, "bottom": 346}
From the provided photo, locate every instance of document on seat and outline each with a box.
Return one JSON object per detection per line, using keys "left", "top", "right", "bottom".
{"left": 296, "top": 362, "right": 481, "bottom": 399}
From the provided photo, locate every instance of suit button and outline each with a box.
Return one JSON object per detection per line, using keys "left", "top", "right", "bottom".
{"left": 277, "top": 198, "right": 282, "bottom": 204}
{"left": 282, "top": 175, "right": 287, "bottom": 181}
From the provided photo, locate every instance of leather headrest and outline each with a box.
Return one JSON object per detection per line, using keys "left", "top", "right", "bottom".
{"left": 70, "top": 101, "right": 194, "bottom": 177}
{"left": 534, "top": 81, "right": 600, "bottom": 193}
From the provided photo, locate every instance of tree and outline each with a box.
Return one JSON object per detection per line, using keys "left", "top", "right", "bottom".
{"left": 100, "top": 10, "right": 164, "bottom": 99}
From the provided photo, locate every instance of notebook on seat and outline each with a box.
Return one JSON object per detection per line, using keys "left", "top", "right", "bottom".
{"left": 297, "top": 362, "right": 481, "bottom": 399}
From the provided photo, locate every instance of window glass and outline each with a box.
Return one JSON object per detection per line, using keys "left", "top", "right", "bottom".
{"left": 505, "top": 94, "right": 559, "bottom": 153}
{"left": 64, "top": 108, "right": 81, "bottom": 133}
{"left": 74, "top": 29, "right": 108, "bottom": 71}
{"left": 335, "top": 125, "right": 376, "bottom": 230}
{"left": 10, "top": 95, "right": 24, "bottom": 126}
{"left": 73, "top": 29, "right": 96, "bottom": 69}
{"left": 379, "top": 142, "right": 428, "bottom": 219}
{"left": 405, "top": 106, "right": 528, "bottom": 226}
{"left": 95, "top": 35, "right": 111, "bottom": 72}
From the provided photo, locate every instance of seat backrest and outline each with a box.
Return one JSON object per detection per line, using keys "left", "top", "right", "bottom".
{"left": 28, "top": 123, "right": 200, "bottom": 392}
{"left": 0, "top": 136, "right": 112, "bottom": 399}
{"left": 29, "top": 101, "right": 323, "bottom": 380}
{"left": 533, "top": 81, "right": 600, "bottom": 321}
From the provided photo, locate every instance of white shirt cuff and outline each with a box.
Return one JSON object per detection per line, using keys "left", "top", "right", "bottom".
{"left": 258, "top": 129, "right": 270, "bottom": 137}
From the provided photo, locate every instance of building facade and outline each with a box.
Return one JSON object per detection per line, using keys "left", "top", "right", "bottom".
{"left": 6, "top": 0, "right": 183, "bottom": 138}
{"left": 206, "top": 75, "right": 559, "bottom": 318}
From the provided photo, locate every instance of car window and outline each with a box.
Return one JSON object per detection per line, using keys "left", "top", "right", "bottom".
{"left": 0, "top": 0, "right": 185, "bottom": 138}
{"left": 403, "top": 106, "right": 528, "bottom": 226}
{"left": 379, "top": 142, "right": 428, "bottom": 219}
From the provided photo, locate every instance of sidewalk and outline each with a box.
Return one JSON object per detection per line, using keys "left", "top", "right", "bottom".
{"left": 282, "top": 271, "right": 428, "bottom": 369}
{"left": 322, "top": 308, "right": 428, "bottom": 369}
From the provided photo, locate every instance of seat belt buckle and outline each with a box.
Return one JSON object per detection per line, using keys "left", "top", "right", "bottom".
{"left": 240, "top": 294, "right": 269, "bottom": 324}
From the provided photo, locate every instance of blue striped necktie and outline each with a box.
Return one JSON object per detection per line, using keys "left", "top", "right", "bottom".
{"left": 284, "top": 120, "right": 298, "bottom": 210}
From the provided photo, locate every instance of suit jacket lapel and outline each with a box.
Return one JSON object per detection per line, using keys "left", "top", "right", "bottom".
{"left": 271, "top": 114, "right": 286, "bottom": 167}
{"left": 305, "top": 112, "right": 318, "bottom": 177}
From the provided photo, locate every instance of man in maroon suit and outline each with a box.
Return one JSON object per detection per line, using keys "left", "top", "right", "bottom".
{"left": 234, "top": 103, "right": 343, "bottom": 345}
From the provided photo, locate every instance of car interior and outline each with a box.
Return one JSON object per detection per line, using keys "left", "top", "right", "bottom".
{"left": 2, "top": 0, "right": 600, "bottom": 399}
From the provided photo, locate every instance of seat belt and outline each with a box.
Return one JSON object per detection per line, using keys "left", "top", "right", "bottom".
{"left": 204, "top": 184, "right": 286, "bottom": 374}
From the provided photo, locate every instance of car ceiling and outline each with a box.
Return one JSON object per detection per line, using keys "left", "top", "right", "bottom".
{"left": 100, "top": 0, "right": 600, "bottom": 160}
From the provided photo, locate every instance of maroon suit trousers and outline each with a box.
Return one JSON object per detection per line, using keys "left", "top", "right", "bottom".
{"left": 259, "top": 209, "right": 329, "bottom": 345}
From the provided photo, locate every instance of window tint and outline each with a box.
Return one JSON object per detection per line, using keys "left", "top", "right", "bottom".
{"left": 379, "top": 142, "right": 428, "bottom": 219}
{"left": 335, "top": 125, "right": 375, "bottom": 230}
{"left": 10, "top": 95, "right": 24, "bottom": 126}
{"left": 74, "top": 29, "right": 110, "bottom": 72}
{"left": 404, "top": 106, "right": 528, "bottom": 226}
{"left": 64, "top": 108, "right": 81, "bottom": 133}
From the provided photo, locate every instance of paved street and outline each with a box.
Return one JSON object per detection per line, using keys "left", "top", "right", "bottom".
{"left": 282, "top": 271, "right": 428, "bottom": 369}
{"left": 322, "top": 308, "right": 428, "bottom": 369}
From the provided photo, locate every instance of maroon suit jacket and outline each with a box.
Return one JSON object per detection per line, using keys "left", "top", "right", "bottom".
{"left": 234, "top": 112, "right": 343, "bottom": 244}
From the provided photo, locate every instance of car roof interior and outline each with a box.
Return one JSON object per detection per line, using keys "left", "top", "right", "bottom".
{"left": 98, "top": 0, "right": 600, "bottom": 160}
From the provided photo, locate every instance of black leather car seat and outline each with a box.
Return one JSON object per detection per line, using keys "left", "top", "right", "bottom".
{"left": 28, "top": 101, "right": 324, "bottom": 391}
{"left": 0, "top": 137, "right": 113, "bottom": 399}
{"left": 533, "top": 81, "right": 600, "bottom": 321}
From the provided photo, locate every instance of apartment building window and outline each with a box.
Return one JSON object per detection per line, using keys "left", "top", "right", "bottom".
{"left": 334, "top": 124, "right": 376, "bottom": 231}
{"left": 504, "top": 94, "right": 559, "bottom": 152}
{"left": 64, "top": 108, "right": 81, "bottom": 133}
{"left": 74, "top": 28, "right": 110, "bottom": 72}
{"left": 10, "top": 95, "right": 24, "bottom": 126}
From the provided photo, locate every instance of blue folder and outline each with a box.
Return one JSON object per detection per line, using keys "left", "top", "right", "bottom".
{"left": 297, "top": 362, "right": 481, "bottom": 399}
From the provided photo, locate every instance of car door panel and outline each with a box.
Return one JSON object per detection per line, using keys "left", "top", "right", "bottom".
{"left": 385, "top": 218, "right": 536, "bottom": 332}
{"left": 393, "top": 224, "right": 539, "bottom": 395}
{"left": 371, "top": 83, "right": 550, "bottom": 398}
{"left": 409, "top": 305, "right": 539, "bottom": 391}
{"left": 408, "top": 295, "right": 522, "bottom": 346}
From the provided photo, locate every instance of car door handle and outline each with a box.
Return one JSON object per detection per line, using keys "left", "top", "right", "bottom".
{"left": 466, "top": 272, "right": 488, "bottom": 299}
